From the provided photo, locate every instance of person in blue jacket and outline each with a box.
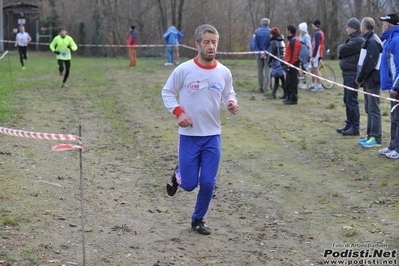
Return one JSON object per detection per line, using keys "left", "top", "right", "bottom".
{"left": 250, "top": 18, "right": 271, "bottom": 93}
{"left": 377, "top": 14, "right": 399, "bottom": 158}
{"left": 163, "top": 26, "right": 184, "bottom": 66}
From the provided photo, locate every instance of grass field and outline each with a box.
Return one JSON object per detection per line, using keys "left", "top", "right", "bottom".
{"left": 0, "top": 51, "right": 398, "bottom": 266}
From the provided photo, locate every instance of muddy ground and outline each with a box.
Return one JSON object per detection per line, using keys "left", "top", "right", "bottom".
{"left": 0, "top": 53, "right": 398, "bottom": 266}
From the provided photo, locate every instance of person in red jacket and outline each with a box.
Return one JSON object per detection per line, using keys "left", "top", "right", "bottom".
{"left": 283, "top": 24, "right": 301, "bottom": 105}
{"left": 127, "top": 25, "right": 138, "bottom": 67}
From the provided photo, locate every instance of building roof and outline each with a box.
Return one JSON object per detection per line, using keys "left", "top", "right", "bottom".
{"left": 3, "top": 1, "right": 39, "bottom": 9}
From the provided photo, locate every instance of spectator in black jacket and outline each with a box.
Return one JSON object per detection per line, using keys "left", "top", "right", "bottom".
{"left": 337, "top": 18, "right": 365, "bottom": 136}
{"left": 356, "top": 17, "right": 383, "bottom": 148}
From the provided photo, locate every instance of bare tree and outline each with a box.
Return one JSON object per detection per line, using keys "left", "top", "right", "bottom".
{"left": 176, "top": 0, "right": 184, "bottom": 30}
{"left": 32, "top": 0, "right": 398, "bottom": 58}
{"left": 157, "top": 0, "right": 168, "bottom": 34}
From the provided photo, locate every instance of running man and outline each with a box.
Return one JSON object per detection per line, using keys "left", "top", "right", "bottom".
{"left": 162, "top": 24, "right": 239, "bottom": 235}
{"left": 14, "top": 25, "right": 31, "bottom": 69}
{"left": 49, "top": 27, "right": 78, "bottom": 87}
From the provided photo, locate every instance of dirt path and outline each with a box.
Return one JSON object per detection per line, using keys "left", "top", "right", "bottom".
{"left": 0, "top": 55, "right": 398, "bottom": 265}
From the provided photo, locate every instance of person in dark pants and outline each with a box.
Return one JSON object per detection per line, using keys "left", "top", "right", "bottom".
{"left": 268, "top": 27, "right": 286, "bottom": 99}
{"left": 283, "top": 25, "right": 300, "bottom": 105}
{"left": 250, "top": 18, "right": 271, "bottom": 93}
{"left": 356, "top": 17, "right": 383, "bottom": 148}
{"left": 336, "top": 18, "right": 365, "bottom": 136}
{"left": 378, "top": 14, "right": 399, "bottom": 158}
{"left": 49, "top": 27, "right": 78, "bottom": 87}
{"left": 14, "top": 25, "right": 31, "bottom": 69}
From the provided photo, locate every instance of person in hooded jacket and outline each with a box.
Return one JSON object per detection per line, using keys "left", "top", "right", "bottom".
{"left": 298, "top": 22, "right": 312, "bottom": 89}
{"left": 268, "top": 27, "right": 286, "bottom": 99}
{"left": 163, "top": 25, "right": 184, "bottom": 66}
{"left": 377, "top": 14, "right": 399, "bottom": 158}
{"left": 336, "top": 18, "right": 365, "bottom": 136}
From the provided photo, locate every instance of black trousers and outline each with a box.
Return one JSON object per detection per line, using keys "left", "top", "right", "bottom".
{"left": 58, "top": 59, "right": 71, "bottom": 83}
{"left": 285, "top": 67, "right": 299, "bottom": 102}
{"left": 18, "top": 45, "right": 27, "bottom": 66}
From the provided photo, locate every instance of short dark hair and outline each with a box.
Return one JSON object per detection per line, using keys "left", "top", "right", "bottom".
{"left": 130, "top": 25, "right": 135, "bottom": 30}
{"left": 313, "top": 19, "right": 321, "bottom": 27}
{"left": 286, "top": 25, "right": 296, "bottom": 35}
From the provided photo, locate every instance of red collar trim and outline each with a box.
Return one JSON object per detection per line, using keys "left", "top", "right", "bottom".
{"left": 194, "top": 57, "right": 217, "bottom": 69}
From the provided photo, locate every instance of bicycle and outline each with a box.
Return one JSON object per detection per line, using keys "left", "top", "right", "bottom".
{"left": 318, "top": 58, "right": 336, "bottom": 89}
{"left": 298, "top": 49, "right": 336, "bottom": 89}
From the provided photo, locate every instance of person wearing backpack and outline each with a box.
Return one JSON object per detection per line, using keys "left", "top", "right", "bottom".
{"left": 283, "top": 25, "right": 301, "bottom": 105}
{"left": 298, "top": 22, "right": 312, "bottom": 89}
{"left": 268, "top": 27, "right": 286, "bottom": 99}
{"left": 336, "top": 18, "right": 364, "bottom": 136}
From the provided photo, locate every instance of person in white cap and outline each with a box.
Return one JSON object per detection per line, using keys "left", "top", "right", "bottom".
{"left": 298, "top": 22, "right": 311, "bottom": 89}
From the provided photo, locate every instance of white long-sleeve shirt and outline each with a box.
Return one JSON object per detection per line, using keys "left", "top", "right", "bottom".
{"left": 16, "top": 32, "right": 31, "bottom": 46}
{"left": 162, "top": 58, "right": 237, "bottom": 136}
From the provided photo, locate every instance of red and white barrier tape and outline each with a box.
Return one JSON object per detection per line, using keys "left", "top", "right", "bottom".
{"left": 0, "top": 50, "right": 9, "bottom": 60}
{"left": 3, "top": 38, "right": 397, "bottom": 109}
{"left": 0, "top": 126, "right": 80, "bottom": 140}
{"left": 0, "top": 40, "right": 262, "bottom": 53}
{"left": 52, "top": 144, "right": 82, "bottom": 151}
{"left": 0, "top": 126, "right": 82, "bottom": 151}
{"left": 265, "top": 50, "right": 399, "bottom": 112}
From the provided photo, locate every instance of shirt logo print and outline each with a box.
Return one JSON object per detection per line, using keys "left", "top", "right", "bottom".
{"left": 188, "top": 80, "right": 200, "bottom": 90}
{"left": 209, "top": 83, "right": 222, "bottom": 92}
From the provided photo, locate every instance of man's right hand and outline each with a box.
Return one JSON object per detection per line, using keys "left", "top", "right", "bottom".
{"left": 54, "top": 51, "right": 61, "bottom": 55}
{"left": 177, "top": 112, "right": 193, "bottom": 128}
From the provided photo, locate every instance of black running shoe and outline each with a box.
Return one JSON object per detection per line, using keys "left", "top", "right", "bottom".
{"left": 166, "top": 165, "right": 179, "bottom": 196}
{"left": 191, "top": 218, "right": 211, "bottom": 235}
